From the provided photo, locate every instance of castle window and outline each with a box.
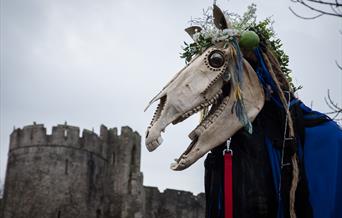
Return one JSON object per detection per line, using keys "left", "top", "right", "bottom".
{"left": 131, "top": 145, "right": 137, "bottom": 170}
{"left": 64, "top": 129, "right": 67, "bottom": 138}
{"left": 65, "top": 159, "right": 69, "bottom": 175}
{"left": 96, "top": 209, "right": 101, "bottom": 218}
{"left": 30, "top": 131, "right": 33, "bottom": 140}
{"left": 112, "top": 152, "right": 115, "bottom": 165}
{"left": 128, "top": 145, "right": 137, "bottom": 194}
{"left": 57, "top": 210, "right": 61, "bottom": 218}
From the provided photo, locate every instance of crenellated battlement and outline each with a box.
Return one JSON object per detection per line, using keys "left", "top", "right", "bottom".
{"left": 9, "top": 123, "right": 141, "bottom": 160}
{"left": 3, "top": 123, "right": 205, "bottom": 218}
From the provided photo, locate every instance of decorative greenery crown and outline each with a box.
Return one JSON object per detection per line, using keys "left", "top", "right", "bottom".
{"left": 180, "top": 4, "right": 300, "bottom": 92}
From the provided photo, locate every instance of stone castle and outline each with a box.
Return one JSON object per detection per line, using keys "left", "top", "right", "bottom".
{"left": 0, "top": 124, "right": 205, "bottom": 218}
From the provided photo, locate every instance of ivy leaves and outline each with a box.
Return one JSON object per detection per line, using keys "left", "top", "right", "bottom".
{"left": 180, "top": 35, "right": 213, "bottom": 63}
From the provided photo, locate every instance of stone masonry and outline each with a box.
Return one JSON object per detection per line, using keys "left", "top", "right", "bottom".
{"left": 0, "top": 124, "right": 204, "bottom": 218}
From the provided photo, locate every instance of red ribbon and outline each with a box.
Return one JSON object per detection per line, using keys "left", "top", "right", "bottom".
{"left": 224, "top": 152, "right": 233, "bottom": 218}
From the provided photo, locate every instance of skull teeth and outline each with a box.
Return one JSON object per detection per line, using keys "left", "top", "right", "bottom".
{"left": 180, "top": 90, "right": 223, "bottom": 120}
{"left": 149, "top": 96, "right": 167, "bottom": 126}
{"left": 200, "top": 96, "right": 229, "bottom": 129}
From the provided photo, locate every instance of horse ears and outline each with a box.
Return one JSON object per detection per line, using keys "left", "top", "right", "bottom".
{"left": 185, "top": 26, "right": 202, "bottom": 40}
{"left": 213, "top": 4, "right": 232, "bottom": 30}
{"left": 185, "top": 5, "right": 232, "bottom": 40}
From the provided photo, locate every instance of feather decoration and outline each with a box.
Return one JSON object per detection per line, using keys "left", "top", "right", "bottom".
{"left": 231, "top": 38, "right": 244, "bottom": 84}
{"left": 228, "top": 39, "right": 253, "bottom": 134}
{"left": 228, "top": 39, "right": 244, "bottom": 101}
{"left": 235, "top": 86, "right": 242, "bottom": 100}
{"left": 227, "top": 46, "right": 239, "bottom": 94}
{"left": 235, "top": 99, "right": 253, "bottom": 134}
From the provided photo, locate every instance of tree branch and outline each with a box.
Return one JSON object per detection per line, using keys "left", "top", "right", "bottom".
{"left": 306, "top": 0, "right": 342, "bottom": 7}
{"left": 335, "top": 60, "right": 342, "bottom": 70}
{"left": 290, "top": 0, "right": 342, "bottom": 18}
{"left": 289, "top": 7, "right": 324, "bottom": 19}
{"left": 300, "top": 0, "right": 342, "bottom": 17}
{"left": 324, "top": 90, "right": 342, "bottom": 121}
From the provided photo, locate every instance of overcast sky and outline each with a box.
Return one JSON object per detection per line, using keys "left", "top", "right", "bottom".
{"left": 0, "top": 0, "right": 341, "bottom": 194}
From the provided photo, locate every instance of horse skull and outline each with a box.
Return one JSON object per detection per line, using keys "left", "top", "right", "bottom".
{"left": 145, "top": 5, "right": 265, "bottom": 170}
{"left": 145, "top": 43, "right": 265, "bottom": 170}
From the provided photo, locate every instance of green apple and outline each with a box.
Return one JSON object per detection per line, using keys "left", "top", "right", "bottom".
{"left": 239, "top": 31, "right": 260, "bottom": 50}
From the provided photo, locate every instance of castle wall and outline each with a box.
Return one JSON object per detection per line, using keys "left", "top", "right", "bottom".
{"left": 103, "top": 126, "right": 144, "bottom": 218}
{"left": 1, "top": 123, "right": 204, "bottom": 218}
{"left": 144, "top": 187, "right": 205, "bottom": 218}
{"left": 2, "top": 124, "right": 109, "bottom": 218}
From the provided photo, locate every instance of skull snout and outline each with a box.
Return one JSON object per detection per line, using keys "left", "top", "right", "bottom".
{"left": 145, "top": 126, "right": 164, "bottom": 152}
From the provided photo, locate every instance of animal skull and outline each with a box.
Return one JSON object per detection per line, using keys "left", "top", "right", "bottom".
{"left": 145, "top": 5, "right": 265, "bottom": 170}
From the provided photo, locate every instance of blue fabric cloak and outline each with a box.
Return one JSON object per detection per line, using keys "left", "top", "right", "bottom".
{"left": 267, "top": 102, "right": 342, "bottom": 218}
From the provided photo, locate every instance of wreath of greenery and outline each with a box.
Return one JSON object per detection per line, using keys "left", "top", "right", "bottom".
{"left": 180, "top": 4, "right": 301, "bottom": 92}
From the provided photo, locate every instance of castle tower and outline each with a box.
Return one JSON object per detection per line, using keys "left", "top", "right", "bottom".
{"left": 1, "top": 123, "right": 144, "bottom": 218}
{"left": 100, "top": 126, "right": 144, "bottom": 218}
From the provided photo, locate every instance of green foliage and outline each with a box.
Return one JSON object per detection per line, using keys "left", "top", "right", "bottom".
{"left": 250, "top": 19, "right": 302, "bottom": 92}
{"left": 180, "top": 4, "right": 302, "bottom": 92}
{"left": 180, "top": 35, "right": 213, "bottom": 63}
{"left": 231, "top": 3, "right": 257, "bottom": 31}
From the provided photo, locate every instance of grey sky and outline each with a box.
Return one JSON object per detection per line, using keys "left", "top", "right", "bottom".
{"left": 0, "top": 0, "right": 341, "bottom": 194}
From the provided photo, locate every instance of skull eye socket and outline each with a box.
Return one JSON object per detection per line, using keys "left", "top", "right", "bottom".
{"left": 208, "top": 51, "right": 225, "bottom": 68}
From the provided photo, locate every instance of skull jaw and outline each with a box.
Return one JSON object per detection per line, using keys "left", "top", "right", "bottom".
{"left": 170, "top": 63, "right": 265, "bottom": 170}
{"left": 170, "top": 99, "right": 264, "bottom": 171}
{"left": 145, "top": 100, "right": 185, "bottom": 151}
{"left": 145, "top": 54, "right": 265, "bottom": 170}
{"left": 145, "top": 119, "right": 167, "bottom": 152}
{"left": 145, "top": 87, "right": 224, "bottom": 152}
{"left": 170, "top": 97, "right": 243, "bottom": 171}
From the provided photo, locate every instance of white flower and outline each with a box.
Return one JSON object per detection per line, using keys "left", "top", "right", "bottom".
{"left": 222, "top": 29, "right": 240, "bottom": 36}
{"left": 192, "top": 32, "right": 201, "bottom": 42}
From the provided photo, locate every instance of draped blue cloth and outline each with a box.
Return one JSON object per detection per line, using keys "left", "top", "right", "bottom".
{"left": 267, "top": 103, "right": 342, "bottom": 218}
{"left": 301, "top": 105, "right": 342, "bottom": 218}
{"left": 254, "top": 47, "right": 342, "bottom": 218}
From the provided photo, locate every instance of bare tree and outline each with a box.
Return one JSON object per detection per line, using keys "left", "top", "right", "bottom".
{"left": 289, "top": 0, "right": 342, "bottom": 19}
{"left": 289, "top": 1, "right": 342, "bottom": 122}
{"left": 324, "top": 90, "right": 342, "bottom": 121}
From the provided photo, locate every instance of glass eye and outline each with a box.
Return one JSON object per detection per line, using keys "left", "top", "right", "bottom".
{"left": 208, "top": 51, "right": 225, "bottom": 68}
